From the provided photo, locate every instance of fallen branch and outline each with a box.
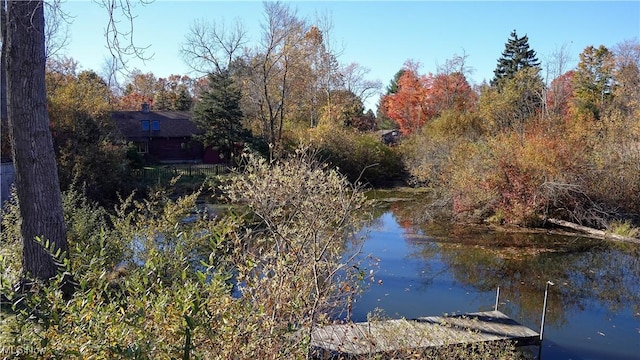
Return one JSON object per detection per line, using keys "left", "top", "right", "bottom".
{"left": 544, "top": 218, "right": 640, "bottom": 245}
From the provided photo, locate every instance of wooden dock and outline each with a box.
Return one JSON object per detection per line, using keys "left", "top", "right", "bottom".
{"left": 309, "top": 310, "right": 540, "bottom": 358}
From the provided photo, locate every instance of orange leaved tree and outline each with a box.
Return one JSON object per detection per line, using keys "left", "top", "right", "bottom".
{"left": 381, "top": 62, "right": 432, "bottom": 135}
{"left": 381, "top": 61, "right": 476, "bottom": 135}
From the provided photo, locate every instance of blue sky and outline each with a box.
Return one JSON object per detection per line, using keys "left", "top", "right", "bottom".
{"left": 61, "top": 1, "right": 639, "bottom": 110}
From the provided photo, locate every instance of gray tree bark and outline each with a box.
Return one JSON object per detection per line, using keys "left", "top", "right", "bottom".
{"left": 5, "top": 0, "right": 67, "bottom": 280}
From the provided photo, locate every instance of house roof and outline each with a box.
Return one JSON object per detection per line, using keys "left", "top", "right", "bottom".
{"left": 111, "top": 110, "right": 203, "bottom": 140}
{"left": 377, "top": 129, "right": 399, "bottom": 136}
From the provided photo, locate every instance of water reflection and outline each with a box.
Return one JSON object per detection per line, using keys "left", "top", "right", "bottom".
{"left": 398, "top": 213, "right": 640, "bottom": 327}
{"left": 354, "top": 190, "right": 640, "bottom": 360}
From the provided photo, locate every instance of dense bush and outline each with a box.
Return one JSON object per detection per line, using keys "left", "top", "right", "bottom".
{"left": 302, "top": 125, "right": 406, "bottom": 187}
{"left": 2, "top": 184, "right": 234, "bottom": 358}
{"left": 0, "top": 149, "right": 373, "bottom": 359}
{"left": 398, "top": 87, "right": 640, "bottom": 230}
{"left": 574, "top": 113, "right": 640, "bottom": 224}
{"left": 47, "top": 67, "right": 136, "bottom": 206}
{"left": 391, "top": 41, "right": 640, "bottom": 231}
{"left": 399, "top": 110, "right": 484, "bottom": 188}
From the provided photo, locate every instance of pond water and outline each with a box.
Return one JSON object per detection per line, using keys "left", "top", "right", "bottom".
{"left": 351, "top": 191, "right": 640, "bottom": 360}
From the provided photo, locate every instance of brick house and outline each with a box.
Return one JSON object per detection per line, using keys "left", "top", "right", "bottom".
{"left": 111, "top": 103, "right": 223, "bottom": 164}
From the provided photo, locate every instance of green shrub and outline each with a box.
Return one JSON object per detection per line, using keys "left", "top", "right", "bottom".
{"left": 608, "top": 220, "right": 639, "bottom": 238}
{"left": 304, "top": 125, "right": 406, "bottom": 187}
{"left": 2, "top": 184, "right": 239, "bottom": 359}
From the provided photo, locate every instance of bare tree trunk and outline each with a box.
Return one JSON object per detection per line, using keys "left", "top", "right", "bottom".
{"left": 545, "top": 218, "right": 640, "bottom": 244}
{"left": 6, "top": 0, "right": 67, "bottom": 281}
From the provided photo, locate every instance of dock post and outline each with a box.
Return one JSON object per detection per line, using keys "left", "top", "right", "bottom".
{"left": 539, "top": 281, "right": 554, "bottom": 341}
{"left": 494, "top": 287, "right": 500, "bottom": 311}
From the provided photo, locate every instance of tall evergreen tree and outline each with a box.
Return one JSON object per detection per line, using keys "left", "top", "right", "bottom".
{"left": 386, "top": 69, "right": 405, "bottom": 94}
{"left": 491, "top": 30, "right": 541, "bottom": 86}
{"left": 376, "top": 68, "right": 406, "bottom": 130}
{"left": 485, "top": 30, "right": 545, "bottom": 127}
{"left": 192, "top": 70, "right": 248, "bottom": 163}
{"left": 174, "top": 87, "right": 193, "bottom": 111}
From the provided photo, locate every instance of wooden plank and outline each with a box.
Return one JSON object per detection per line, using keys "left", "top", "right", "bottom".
{"left": 310, "top": 311, "right": 540, "bottom": 357}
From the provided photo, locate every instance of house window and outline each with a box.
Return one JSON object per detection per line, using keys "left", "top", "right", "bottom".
{"left": 141, "top": 120, "right": 150, "bottom": 131}
{"left": 135, "top": 141, "right": 148, "bottom": 154}
{"left": 151, "top": 120, "right": 160, "bottom": 131}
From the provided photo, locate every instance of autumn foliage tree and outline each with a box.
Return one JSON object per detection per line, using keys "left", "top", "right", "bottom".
{"left": 394, "top": 36, "right": 639, "bottom": 229}
{"left": 112, "top": 71, "right": 195, "bottom": 111}
{"left": 546, "top": 70, "right": 574, "bottom": 121}
{"left": 182, "top": 3, "right": 379, "bottom": 154}
{"left": 115, "top": 92, "right": 153, "bottom": 111}
{"left": 611, "top": 40, "right": 640, "bottom": 119}
{"left": 570, "top": 45, "right": 615, "bottom": 122}
{"left": 478, "top": 67, "right": 545, "bottom": 135}
{"left": 381, "top": 62, "right": 433, "bottom": 135}
{"left": 318, "top": 89, "right": 364, "bottom": 128}
{"left": 154, "top": 74, "right": 194, "bottom": 111}
{"left": 381, "top": 61, "right": 475, "bottom": 135}
{"left": 111, "top": 70, "right": 158, "bottom": 110}
{"left": 431, "top": 72, "right": 476, "bottom": 114}
{"left": 46, "top": 61, "right": 131, "bottom": 204}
